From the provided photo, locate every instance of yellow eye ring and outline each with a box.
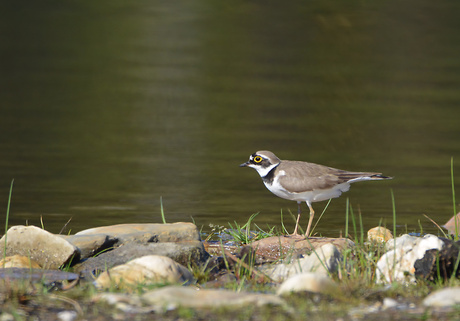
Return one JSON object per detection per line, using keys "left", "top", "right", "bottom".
{"left": 253, "top": 156, "right": 263, "bottom": 163}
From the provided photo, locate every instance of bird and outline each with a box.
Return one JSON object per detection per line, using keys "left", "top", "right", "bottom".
{"left": 240, "top": 150, "right": 392, "bottom": 237}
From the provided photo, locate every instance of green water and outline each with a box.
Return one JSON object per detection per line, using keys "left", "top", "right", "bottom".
{"left": 1, "top": 0, "right": 460, "bottom": 236}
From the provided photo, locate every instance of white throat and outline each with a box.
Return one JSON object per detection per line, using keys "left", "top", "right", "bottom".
{"left": 248, "top": 162, "right": 279, "bottom": 177}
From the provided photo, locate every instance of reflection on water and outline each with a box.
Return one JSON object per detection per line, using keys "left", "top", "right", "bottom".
{"left": 1, "top": 0, "right": 460, "bottom": 236}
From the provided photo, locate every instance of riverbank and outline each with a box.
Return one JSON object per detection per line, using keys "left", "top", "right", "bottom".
{"left": 1, "top": 222, "right": 460, "bottom": 320}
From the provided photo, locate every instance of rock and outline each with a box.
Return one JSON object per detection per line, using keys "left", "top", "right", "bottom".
{"left": 94, "top": 286, "right": 285, "bottom": 312}
{"left": 0, "top": 226, "right": 79, "bottom": 269}
{"left": 0, "top": 313, "right": 15, "bottom": 321}
{"left": 142, "top": 286, "right": 284, "bottom": 310}
{"left": 74, "top": 240, "right": 208, "bottom": 274}
{"left": 414, "top": 238, "right": 460, "bottom": 281}
{"left": 60, "top": 234, "right": 117, "bottom": 259}
{"left": 443, "top": 212, "right": 460, "bottom": 235}
{"left": 57, "top": 311, "right": 78, "bottom": 321}
{"left": 382, "top": 297, "right": 399, "bottom": 310}
{"left": 92, "top": 293, "right": 145, "bottom": 313}
{"left": 375, "top": 234, "right": 445, "bottom": 283}
{"left": 203, "top": 241, "right": 240, "bottom": 257}
{"left": 250, "top": 235, "right": 353, "bottom": 263}
{"left": 423, "top": 287, "right": 460, "bottom": 307}
{"left": 260, "top": 243, "right": 342, "bottom": 282}
{"left": 76, "top": 222, "right": 201, "bottom": 244}
{"left": 0, "top": 255, "right": 41, "bottom": 269}
{"left": 277, "top": 272, "right": 336, "bottom": 295}
{"left": 367, "top": 227, "right": 393, "bottom": 243}
{"left": 203, "top": 272, "right": 237, "bottom": 288}
{"left": 94, "top": 255, "right": 194, "bottom": 290}
{"left": 0, "top": 268, "right": 79, "bottom": 283}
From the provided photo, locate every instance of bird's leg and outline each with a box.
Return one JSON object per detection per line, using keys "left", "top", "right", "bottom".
{"left": 291, "top": 201, "right": 302, "bottom": 235}
{"left": 305, "top": 201, "right": 315, "bottom": 237}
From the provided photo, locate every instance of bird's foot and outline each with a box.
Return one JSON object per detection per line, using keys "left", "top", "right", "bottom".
{"left": 287, "top": 232, "right": 306, "bottom": 240}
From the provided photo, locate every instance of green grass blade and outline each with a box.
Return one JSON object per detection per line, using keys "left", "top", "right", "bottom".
{"left": 3, "top": 179, "right": 14, "bottom": 262}
{"left": 345, "top": 198, "right": 349, "bottom": 238}
{"left": 452, "top": 157, "right": 457, "bottom": 216}
{"left": 280, "top": 209, "right": 289, "bottom": 235}
{"left": 391, "top": 189, "right": 396, "bottom": 238}
{"left": 160, "top": 196, "right": 166, "bottom": 224}
{"left": 349, "top": 203, "right": 357, "bottom": 243}
{"left": 311, "top": 199, "right": 332, "bottom": 236}
{"left": 451, "top": 157, "right": 458, "bottom": 240}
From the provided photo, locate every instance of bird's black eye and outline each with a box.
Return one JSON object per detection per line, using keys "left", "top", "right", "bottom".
{"left": 253, "top": 156, "right": 263, "bottom": 163}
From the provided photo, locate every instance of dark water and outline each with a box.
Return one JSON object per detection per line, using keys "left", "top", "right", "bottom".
{"left": 1, "top": 0, "right": 460, "bottom": 236}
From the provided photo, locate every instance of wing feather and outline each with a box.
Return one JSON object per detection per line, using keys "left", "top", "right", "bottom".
{"left": 277, "top": 161, "right": 384, "bottom": 193}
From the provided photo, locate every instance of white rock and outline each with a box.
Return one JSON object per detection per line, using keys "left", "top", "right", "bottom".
{"left": 0, "top": 225, "right": 78, "bottom": 269}
{"left": 0, "top": 313, "right": 14, "bottom": 321}
{"left": 57, "top": 311, "right": 77, "bottom": 321}
{"left": 92, "top": 293, "right": 146, "bottom": 313}
{"left": 94, "top": 255, "right": 194, "bottom": 289}
{"left": 382, "top": 297, "right": 398, "bottom": 309}
{"left": 423, "top": 287, "right": 460, "bottom": 307}
{"left": 277, "top": 272, "right": 336, "bottom": 295}
{"left": 95, "top": 286, "right": 285, "bottom": 312}
{"left": 261, "top": 243, "right": 342, "bottom": 282}
{"left": 141, "top": 286, "right": 285, "bottom": 310}
{"left": 375, "top": 234, "right": 444, "bottom": 283}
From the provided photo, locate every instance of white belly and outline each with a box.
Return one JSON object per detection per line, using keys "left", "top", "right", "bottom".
{"left": 263, "top": 179, "right": 351, "bottom": 203}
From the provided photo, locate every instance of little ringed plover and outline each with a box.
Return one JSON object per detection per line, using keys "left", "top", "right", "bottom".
{"left": 240, "top": 150, "right": 392, "bottom": 237}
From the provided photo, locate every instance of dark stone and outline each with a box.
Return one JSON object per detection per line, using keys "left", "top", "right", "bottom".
{"left": 0, "top": 268, "right": 79, "bottom": 284}
{"left": 73, "top": 240, "right": 210, "bottom": 276}
{"left": 60, "top": 234, "right": 118, "bottom": 260}
{"left": 203, "top": 272, "right": 237, "bottom": 288}
{"left": 414, "top": 238, "right": 460, "bottom": 282}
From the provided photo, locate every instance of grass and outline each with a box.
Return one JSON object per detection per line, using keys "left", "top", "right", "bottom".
{"left": 3, "top": 179, "right": 14, "bottom": 265}
{"left": 224, "top": 212, "right": 279, "bottom": 244}
{"left": 451, "top": 157, "right": 458, "bottom": 240}
{"left": 160, "top": 196, "right": 166, "bottom": 224}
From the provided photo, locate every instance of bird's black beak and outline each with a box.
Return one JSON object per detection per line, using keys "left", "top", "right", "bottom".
{"left": 239, "top": 161, "right": 249, "bottom": 167}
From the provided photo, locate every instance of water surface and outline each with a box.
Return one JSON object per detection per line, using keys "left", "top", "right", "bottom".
{"left": 1, "top": 0, "right": 460, "bottom": 236}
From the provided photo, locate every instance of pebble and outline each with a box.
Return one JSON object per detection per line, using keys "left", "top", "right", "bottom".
{"left": 142, "top": 286, "right": 285, "bottom": 310}
{"left": 277, "top": 272, "right": 336, "bottom": 295}
{"left": 94, "top": 255, "right": 194, "bottom": 290}
{"left": 0, "top": 313, "right": 14, "bottom": 321}
{"left": 57, "top": 311, "right": 78, "bottom": 321}
{"left": 94, "top": 286, "right": 285, "bottom": 312}
{"left": 423, "top": 287, "right": 460, "bottom": 307}
{"left": 382, "top": 297, "right": 398, "bottom": 309}
{"left": 367, "top": 227, "right": 393, "bottom": 243}
{"left": 0, "top": 255, "right": 41, "bottom": 269}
